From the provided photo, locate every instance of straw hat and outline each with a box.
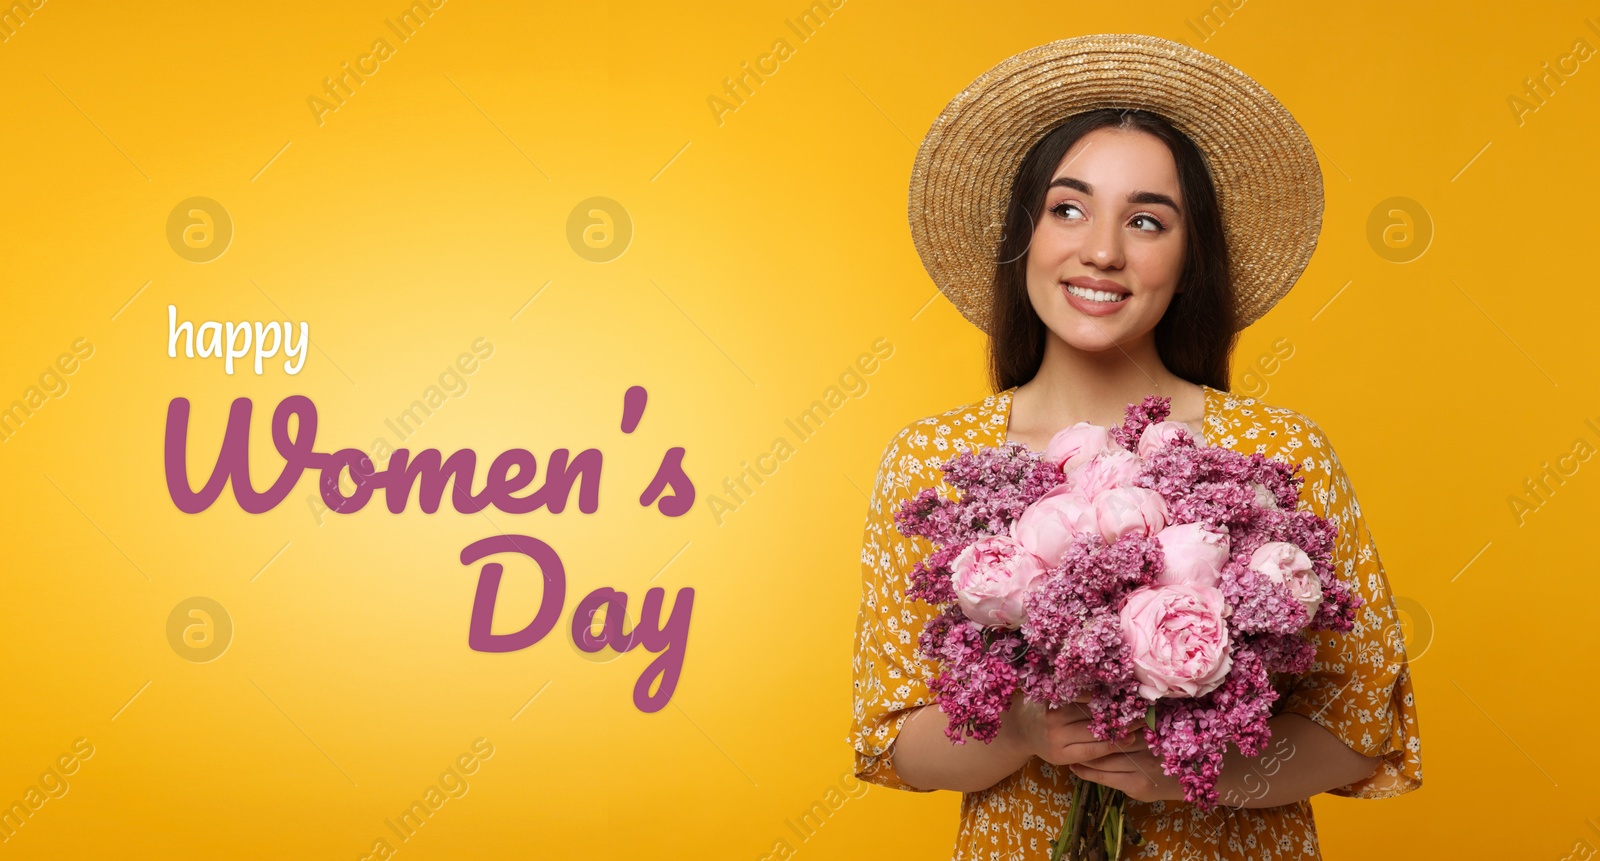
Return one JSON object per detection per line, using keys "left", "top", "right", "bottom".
{"left": 908, "top": 33, "right": 1324, "bottom": 334}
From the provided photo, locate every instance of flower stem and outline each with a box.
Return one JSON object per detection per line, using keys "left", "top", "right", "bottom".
{"left": 1050, "top": 776, "right": 1132, "bottom": 861}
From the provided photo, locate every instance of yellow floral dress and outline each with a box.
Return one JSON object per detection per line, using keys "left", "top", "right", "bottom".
{"left": 848, "top": 384, "right": 1422, "bottom": 859}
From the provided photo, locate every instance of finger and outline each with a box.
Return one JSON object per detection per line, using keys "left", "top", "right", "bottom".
{"left": 1068, "top": 763, "right": 1131, "bottom": 793}
{"left": 1089, "top": 747, "right": 1161, "bottom": 772}
{"left": 1077, "top": 752, "right": 1141, "bottom": 772}
{"left": 1046, "top": 708, "right": 1092, "bottom": 727}
{"left": 1059, "top": 738, "right": 1126, "bottom": 763}
{"left": 1066, "top": 724, "right": 1144, "bottom": 749}
{"left": 1112, "top": 731, "right": 1148, "bottom": 750}
{"left": 1100, "top": 751, "right": 1168, "bottom": 792}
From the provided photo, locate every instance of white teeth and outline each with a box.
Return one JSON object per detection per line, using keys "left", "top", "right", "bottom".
{"left": 1065, "top": 284, "right": 1128, "bottom": 303}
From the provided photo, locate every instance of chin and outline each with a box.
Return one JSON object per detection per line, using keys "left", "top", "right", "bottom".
{"left": 1045, "top": 320, "right": 1129, "bottom": 353}
{"left": 1043, "top": 326, "right": 1120, "bottom": 350}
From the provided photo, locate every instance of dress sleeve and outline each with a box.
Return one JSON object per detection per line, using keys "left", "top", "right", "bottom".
{"left": 1271, "top": 415, "right": 1423, "bottom": 799}
{"left": 847, "top": 425, "right": 947, "bottom": 793}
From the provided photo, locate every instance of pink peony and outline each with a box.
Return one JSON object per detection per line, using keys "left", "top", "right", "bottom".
{"left": 1009, "top": 484, "right": 1097, "bottom": 567}
{"left": 1152, "top": 522, "right": 1230, "bottom": 589}
{"left": 1247, "top": 541, "right": 1323, "bottom": 623}
{"left": 1136, "top": 420, "right": 1193, "bottom": 459}
{"left": 1044, "top": 422, "right": 1114, "bottom": 472}
{"left": 949, "top": 534, "right": 1047, "bottom": 629}
{"left": 1070, "top": 448, "right": 1142, "bottom": 498}
{"left": 1119, "top": 583, "right": 1234, "bottom": 700}
{"left": 1090, "top": 486, "right": 1168, "bottom": 543}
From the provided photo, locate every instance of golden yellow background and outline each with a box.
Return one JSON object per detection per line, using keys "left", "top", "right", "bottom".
{"left": 1, "top": 0, "right": 1595, "bottom": 857}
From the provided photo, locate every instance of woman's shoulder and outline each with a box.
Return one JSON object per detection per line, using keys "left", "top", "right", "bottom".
{"left": 1206, "top": 386, "right": 1356, "bottom": 518}
{"left": 872, "top": 389, "right": 1011, "bottom": 487}
{"left": 1205, "top": 386, "right": 1339, "bottom": 464}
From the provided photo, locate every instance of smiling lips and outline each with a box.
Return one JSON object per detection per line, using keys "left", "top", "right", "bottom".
{"left": 1061, "top": 276, "right": 1131, "bottom": 316}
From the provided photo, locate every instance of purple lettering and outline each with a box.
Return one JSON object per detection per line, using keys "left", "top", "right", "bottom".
{"left": 462, "top": 534, "right": 567, "bottom": 653}
{"left": 385, "top": 449, "right": 480, "bottom": 513}
{"left": 483, "top": 449, "right": 539, "bottom": 513}
{"left": 640, "top": 447, "right": 694, "bottom": 516}
{"left": 533, "top": 449, "right": 602, "bottom": 513}
{"left": 631, "top": 587, "right": 694, "bottom": 713}
{"left": 164, "top": 396, "right": 612, "bottom": 517}
{"left": 165, "top": 396, "right": 319, "bottom": 514}
{"left": 320, "top": 448, "right": 378, "bottom": 513}
{"left": 571, "top": 587, "right": 639, "bottom": 653}
{"left": 166, "top": 394, "right": 698, "bottom": 714}
{"left": 620, "top": 385, "right": 647, "bottom": 433}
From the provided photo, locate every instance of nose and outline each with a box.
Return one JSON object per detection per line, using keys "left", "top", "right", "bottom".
{"left": 1079, "top": 212, "right": 1124, "bottom": 270}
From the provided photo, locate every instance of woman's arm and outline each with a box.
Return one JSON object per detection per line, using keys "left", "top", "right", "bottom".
{"left": 1268, "top": 416, "right": 1423, "bottom": 799}
{"left": 901, "top": 690, "right": 1383, "bottom": 803}
{"left": 892, "top": 703, "right": 1034, "bottom": 793}
{"left": 895, "top": 690, "right": 1147, "bottom": 793}
{"left": 1212, "top": 713, "right": 1382, "bottom": 808}
{"left": 1066, "top": 712, "right": 1382, "bottom": 807}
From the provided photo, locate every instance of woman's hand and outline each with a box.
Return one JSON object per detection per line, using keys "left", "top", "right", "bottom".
{"left": 1002, "top": 688, "right": 1186, "bottom": 803}
{"left": 1001, "top": 688, "right": 1150, "bottom": 769}
{"left": 1068, "top": 744, "right": 1187, "bottom": 804}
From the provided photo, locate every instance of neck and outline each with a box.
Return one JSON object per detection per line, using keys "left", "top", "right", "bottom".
{"left": 1019, "top": 329, "right": 1190, "bottom": 428}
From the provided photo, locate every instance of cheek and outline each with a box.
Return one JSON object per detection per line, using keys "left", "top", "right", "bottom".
{"left": 1025, "top": 229, "right": 1072, "bottom": 286}
{"left": 1027, "top": 224, "right": 1073, "bottom": 264}
{"left": 1129, "top": 242, "right": 1185, "bottom": 291}
{"left": 1024, "top": 266, "right": 1060, "bottom": 311}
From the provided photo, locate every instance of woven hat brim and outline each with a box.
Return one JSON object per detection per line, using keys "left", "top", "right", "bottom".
{"left": 908, "top": 34, "right": 1324, "bottom": 334}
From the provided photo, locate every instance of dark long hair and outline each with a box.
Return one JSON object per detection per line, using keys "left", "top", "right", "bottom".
{"left": 987, "top": 108, "right": 1236, "bottom": 393}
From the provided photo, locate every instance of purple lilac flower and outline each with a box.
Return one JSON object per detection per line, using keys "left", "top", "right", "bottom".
{"left": 892, "top": 395, "right": 1364, "bottom": 811}
{"left": 917, "top": 611, "right": 1023, "bottom": 744}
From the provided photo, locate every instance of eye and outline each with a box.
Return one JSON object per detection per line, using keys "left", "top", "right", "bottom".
{"left": 1131, "top": 214, "right": 1167, "bottom": 232}
{"left": 1048, "top": 201, "right": 1085, "bottom": 220}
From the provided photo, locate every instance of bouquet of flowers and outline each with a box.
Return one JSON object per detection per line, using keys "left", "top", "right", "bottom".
{"left": 893, "top": 395, "right": 1363, "bottom": 861}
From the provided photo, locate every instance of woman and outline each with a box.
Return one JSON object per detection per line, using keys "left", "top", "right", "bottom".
{"left": 848, "top": 35, "right": 1421, "bottom": 859}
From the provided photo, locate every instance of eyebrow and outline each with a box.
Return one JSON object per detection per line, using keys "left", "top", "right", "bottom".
{"left": 1048, "top": 176, "right": 1181, "bottom": 213}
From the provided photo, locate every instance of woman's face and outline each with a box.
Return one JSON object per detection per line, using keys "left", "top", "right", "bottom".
{"left": 1024, "top": 126, "right": 1187, "bottom": 352}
